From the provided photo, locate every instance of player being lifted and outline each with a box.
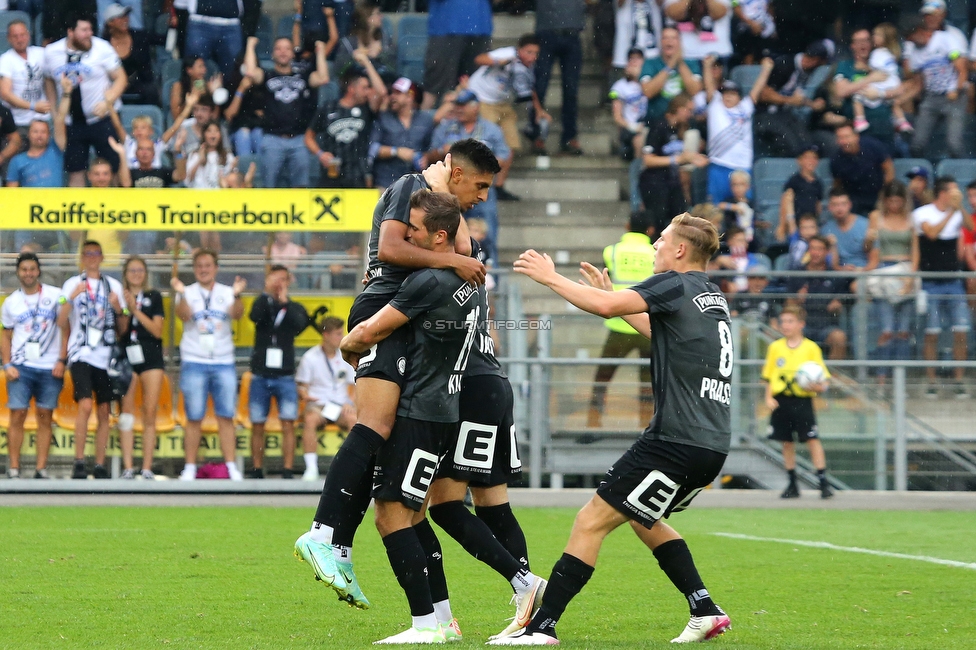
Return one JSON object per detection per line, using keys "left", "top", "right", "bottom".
{"left": 338, "top": 190, "right": 480, "bottom": 644}
{"left": 491, "top": 213, "right": 733, "bottom": 645}
{"left": 294, "top": 140, "right": 500, "bottom": 608}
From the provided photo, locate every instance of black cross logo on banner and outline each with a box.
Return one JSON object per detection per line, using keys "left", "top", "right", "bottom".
{"left": 315, "top": 195, "right": 341, "bottom": 222}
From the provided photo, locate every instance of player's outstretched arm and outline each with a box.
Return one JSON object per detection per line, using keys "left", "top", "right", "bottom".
{"left": 578, "top": 262, "right": 651, "bottom": 338}
{"left": 341, "top": 305, "right": 410, "bottom": 354}
{"left": 515, "top": 250, "right": 647, "bottom": 319}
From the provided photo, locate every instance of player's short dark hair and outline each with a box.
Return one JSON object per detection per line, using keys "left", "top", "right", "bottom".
{"left": 196, "top": 93, "right": 216, "bottom": 109}
{"left": 410, "top": 190, "right": 461, "bottom": 243}
{"left": 828, "top": 186, "right": 850, "bottom": 200}
{"left": 320, "top": 316, "right": 345, "bottom": 333}
{"left": 781, "top": 304, "right": 807, "bottom": 322}
{"left": 517, "top": 34, "right": 539, "bottom": 49}
{"left": 448, "top": 139, "right": 501, "bottom": 175}
{"left": 66, "top": 13, "right": 93, "bottom": 32}
{"left": 797, "top": 212, "right": 819, "bottom": 226}
{"left": 669, "top": 212, "right": 720, "bottom": 263}
{"left": 193, "top": 248, "right": 218, "bottom": 265}
{"left": 268, "top": 264, "right": 290, "bottom": 275}
{"left": 15, "top": 252, "right": 40, "bottom": 270}
{"left": 665, "top": 93, "right": 693, "bottom": 115}
{"left": 933, "top": 175, "right": 957, "bottom": 197}
{"left": 81, "top": 240, "right": 102, "bottom": 252}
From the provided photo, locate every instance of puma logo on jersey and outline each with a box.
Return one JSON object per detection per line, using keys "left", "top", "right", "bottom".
{"left": 693, "top": 292, "right": 730, "bottom": 317}
{"left": 700, "top": 377, "right": 731, "bottom": 405}
{"left": 453, "top": 283, "right": 476, "bottom": 306}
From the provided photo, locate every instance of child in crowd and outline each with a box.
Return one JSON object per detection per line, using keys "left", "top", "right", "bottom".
{"left": 778, "top": 145, "right": 824, "bottom": 242}
{"left": 851, "top": 23, "right": 913, "bottom": 134}
{"left": 717, "top": 169, "right": 757, "bottom": 243}
{"left": 762, "top": 305, "right": 832, "bottom": 499}
{"left": 788, "top": 213, "right": 821, "bottom": 270}
{"left": 116, "top": 93, "right": 201, "bottom": 170}
{"left": 713, "top": 226, "right": 763, "bottom": 293}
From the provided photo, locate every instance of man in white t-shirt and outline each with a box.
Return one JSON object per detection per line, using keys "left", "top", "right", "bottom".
{"left": 42, "top": 15, "right": 127, "bottom": 187}
{"left": 57, "top": 240, "right": 129, "bottom": 479}
{"left": 1, "top": 253, "right": 64, "bottom": 479}
{"left": 0, "top": 20, "right": 51, "bottom": 140}
{"left": 613, "top": 0, "right": 663, "bottom": 68}
{"left": 700, "top": 55, "right": 773, "bottom": 203}
{"left": 905, "top": 18, "right": 968, "bottom": 159}
{"left": 170, "top": 249, "right": 246, "bottom": 481}
{"left": 295, "top": 316, "right": 356, "bottom": 481}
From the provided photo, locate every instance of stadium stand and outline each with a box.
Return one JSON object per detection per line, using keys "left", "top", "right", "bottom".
{"left": 0, "top": 11, "right": 30, "bottom": 53}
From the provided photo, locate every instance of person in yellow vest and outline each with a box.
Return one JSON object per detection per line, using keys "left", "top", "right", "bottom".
{"left": 587, "top": 214, "right": 656, "bottom": 428}
{"left": 761, "top": 305, "right": 832, "bottom": 499}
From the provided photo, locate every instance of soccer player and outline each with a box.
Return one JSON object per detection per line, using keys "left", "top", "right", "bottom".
{"left": 294, "top": 140, "right": 499, "bottom": 607}
{"left": 491, "top": 213, "right": 733, "bottom": 645}
{"left": 338, "top": 190, "right": 481, "bottom": 644}
{"left": 58, "top": 240, "right": 129, "bottom": 479}
{"left": 428, "top": 238, "right": 544, "bottom": 639}
{"left": 762, "top": 305, "right": 832, "bottom": 499}
{"left": 1, "top": 252, "right": 64, "bottom": 479}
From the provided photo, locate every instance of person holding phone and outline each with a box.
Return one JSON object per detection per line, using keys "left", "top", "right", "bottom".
{"left": 294, "top": 315, "right": 356, "bottom": 481}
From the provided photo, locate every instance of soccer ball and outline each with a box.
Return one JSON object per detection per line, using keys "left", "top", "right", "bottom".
{"left": 795, "top": 361, "right": 827, "bottom": 391}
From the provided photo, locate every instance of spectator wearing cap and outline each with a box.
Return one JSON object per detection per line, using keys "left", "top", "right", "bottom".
{"left": 101, "top": 3, "right": 162, "bottom": 106}
{"left": 429, "top": 89, "right": 510, "bottom": 262}
{"left": 904, "top": 17, "right": 968, "bottom": 160}
{"left": 663, "top": 0, "right": 733, "bottom": 61}
{"left": 777, "top": 144, "right": 823, "bottom": 243}
{"left": 468, "top": 33, "right": 550, "bottom": 186}
{"left": 700, "top": 55, "right": 773, "bottom": 205}
{"left": 244, "top": 35, "right": 329, "bottom": 189}
{"left": 305, "top": 55, "right": 384, "bottom": 188}
{"left": 97, "top": 0, "right": 141, "bottom": 32}
{"left": 422, "top": 0, "right": 493, "bottom": 110}
{"left": 906, "top": 166, "right": 933, "bottom": 209}
{"left": 829, "top": 121, "right": 894, "bottom": 217}
{"left": 639, "top": 25, "right": 701, "bottom": 125}
{"left": 833, "top": 28, "right": 897, "bottom": 151}
{"left": 533, "top": 0, "right": 586, "bottom": 155}
{"left": 755, "top": 39, "right": 833, "bottom": 158}
{"left": 368, "top": 77, "right": 434, "bottom": 191}
{"left": 917, "top": 0, "right": 969, "bottom": 53}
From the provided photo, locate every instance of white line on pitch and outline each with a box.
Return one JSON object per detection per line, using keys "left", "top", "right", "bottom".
{"left": 711, "top": 533, "right": 976, "bottom": 570}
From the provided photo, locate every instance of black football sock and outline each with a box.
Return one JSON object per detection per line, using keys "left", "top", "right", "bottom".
{"left": 332, "top": 458, "right": 375, "bottom": 549}
{"left": 475, "top": 502, "right": 531, "bottom": 570}
{"left": 431, "top": 501, "right": 525, "bottom": 581}
{"left": 526, "top": 553, "right": 594, "bottom": 637}
{"left": 653, "top": 539, "right": 722, "bottom": 617}
{"left": 313, "top": 424, "right": 384, "bottom": 527}
{"left": 413, "top": 518, "right": 450, "bottom": 604}
{"left": 787, "top": 468, "right": 797, "bottom": 484}
{"left": 383, "top": 527, "right": 434, "bottom": 617}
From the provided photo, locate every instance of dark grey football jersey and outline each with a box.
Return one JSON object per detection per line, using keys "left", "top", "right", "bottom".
{"left": 630, "top": 271, "right": 733, "bottom": 454}
{"left": 464, "top": 239, "right": 504, "bottom": 379}
{"left": 390, "top": 268, "right": 480, "bottom": 422}
{"left": 364, "top": 173, "right": 431, "bottom": 296}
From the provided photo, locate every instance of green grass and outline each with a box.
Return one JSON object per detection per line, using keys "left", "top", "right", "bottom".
{"left": 1, "top": 507, "right": 975, "bottom": 649}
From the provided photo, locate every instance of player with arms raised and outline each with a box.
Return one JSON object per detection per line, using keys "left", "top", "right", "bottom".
{"left": 492, "top": 213, "right": 733, "bottom": 645}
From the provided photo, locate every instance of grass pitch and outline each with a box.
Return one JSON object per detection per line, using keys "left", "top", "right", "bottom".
{"left": 1, "top": 506, "right": 974, "bottom": 649}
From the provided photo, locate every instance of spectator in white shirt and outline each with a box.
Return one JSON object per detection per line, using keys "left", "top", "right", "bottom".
{"left": 186, "top": 120, "right": 236, "bottom": 189}
{"left": 295, "top": 316, "right": 356, "bottom": 481}
{"left": 170, "top": 249, "right": 247, "bottom": 481}
{"left": 0, "top": 20, "right": 51, "bottom": 138}
{"left": 613, "top": 0, "right": 664, "bottom": 68}
{"left": 42, "top": 15, "right": 127, "bottom": 187}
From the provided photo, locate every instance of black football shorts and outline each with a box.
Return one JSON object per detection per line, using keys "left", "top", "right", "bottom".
{"left": 349, "top": 292, "right": 409, "bottom": 389}
{"left": 372, "top": 417, "right": 456, "bottom": 511}
{"left": 767, "top": 396, "right": 819, "bottom": 443}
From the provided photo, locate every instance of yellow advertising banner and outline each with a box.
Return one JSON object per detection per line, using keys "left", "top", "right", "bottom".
{"left": 1, "top": 188, "right": 378, "bottom": 232}
{"left": 0, "top": 428, "right": 348, "bottom": 459}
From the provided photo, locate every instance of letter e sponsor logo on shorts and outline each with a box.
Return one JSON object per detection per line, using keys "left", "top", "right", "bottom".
{"left": 624, "top": 470, "right": 680, "bottom": 520}
{"left": 454, "top": 421, "right": 497, "bottom": 470}
{"left": 401, "top": 449, "right": 440, "bottom": 500}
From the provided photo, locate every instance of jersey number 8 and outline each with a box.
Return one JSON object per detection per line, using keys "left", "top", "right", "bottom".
{"left": 717, "top": 321, "right": 733, "bottom": 378}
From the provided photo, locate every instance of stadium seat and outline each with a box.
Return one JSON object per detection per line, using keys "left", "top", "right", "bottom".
{"left": 255, "top": 14, "right": 274, "bottom": 60}
{"left": 396, "top": 14, "right": 427, "bottom": 43}
{"left": 0, "top": 11, "right": 31, "bottom": 53}
{"left": 396, "top": 34, "right": 427, "bottom": 85}
{"left": 893, "top": 158, "right": 934, "bottom": 184}
{"left": 52, "top": 370, "right": 100, "bottom": 432}
{"left": 276, "top": 14, "right": 295, "bottom": 40}
{"left": 773, "top": 253, "right": 791, "bottom": 271}
{"left": 131, "top": 374, "right": 176, "bottom": 433}
{"left": 175, "top": 391, "right": 220, "bottom": 433}
{"left": 119, "top": 104, "right": 165, "bottom": 139}
{"left": 0, "top": 373, "right": 39, "bottom": 431}
{"left": 729, "top": 65, "right": 760, "bottom": 92}
{"left": 752, "top": 157, "right": 796, "bottom": 223}
{"left": 153, "top": 13, "right": 172, "bottom": 68}
{"left": 32, "top": 12, "right": 42, "bottom": 46}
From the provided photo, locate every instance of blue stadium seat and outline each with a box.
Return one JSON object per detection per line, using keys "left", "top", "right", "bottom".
{"left": 119, "top": 104, "right": 165, "bottom": 139}
{"left": 276, "top": 14, "right": 294, "bottom": 40}
{"left": 396, "top": 34, "right": 427, "bottom": 84}
{"left": 0, "top": 11, "right": 31, "bottom": 53}
{"left": 729, "top": 65, "right": 760, "bottom": 92}
{"left": 32, "top": 12, "right": 42, "bottom": 46}
{"left": 752, "top": 158, "right": 797, "bottom": 223}
{"left": 773, "top": 253, "right": 791, "bottom": 271}
{"left": 256, "top": 14, "right": 274, "bottom": 60}
{"left": 893, "top": 158, "right": 934, "bottom": 185}
{"left": 153, "top": 14, "right": 172, "bottom": 69}
{"left": 396, "top": 14, "right": 427, "bottom": 43}
{"left": 804, "top": 65, "right": 831, "bottom": 97}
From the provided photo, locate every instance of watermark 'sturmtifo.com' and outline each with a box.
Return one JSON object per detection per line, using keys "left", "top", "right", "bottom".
{"left": 423, "top": 319, "right": 552, "bottom": 330}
